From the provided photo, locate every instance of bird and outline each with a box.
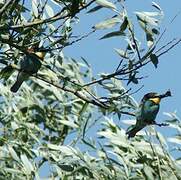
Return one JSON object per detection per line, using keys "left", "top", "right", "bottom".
{"left": 126, "top": 90, "right": 171, "bottom": 138}
{"left": 10, "top": 47, "right": 46, "bottom": 92}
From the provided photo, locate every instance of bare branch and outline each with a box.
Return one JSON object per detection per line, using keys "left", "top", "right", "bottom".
{"left": 157, "top": 38, "right": 181, "bottom": 58}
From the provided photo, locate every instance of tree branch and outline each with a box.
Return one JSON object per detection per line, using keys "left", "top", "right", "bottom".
{"left": 9, "top": 63, "right": 134, "bottom": 117}
{"left": 0, "top": 0, "right": 96, "bottom": 30}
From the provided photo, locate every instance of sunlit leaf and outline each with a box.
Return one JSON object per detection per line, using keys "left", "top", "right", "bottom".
{"left": 32, "top": 0, "right": 39, "bottom": 17}
{"left": 45, "top": 4, "right": 54, "bottom": 17}
{"left": 8, "top": 146, "right": 20, "bottom": 162}
{"left": 96, "top": 0, "right": 116, "bottom": 10}
{"left": 168, "top": 137, "right": 181, "bottom": 145}
{"left": 114, "top": 48, "right": 129, "bottom": 59}
{"left": 21, "top": 154, "right": 34, "bottom": 174}
{"left": 143, "top": 165, "right": 154, "bottom": 179}
{"left": 94, "top": 17, "right": 121, "bottom": 29}
{"left": 59, "top": 120, "right": 78, "bottom": 128}
{"left": 135, "top": 11, "right": 159, "bottom": 26}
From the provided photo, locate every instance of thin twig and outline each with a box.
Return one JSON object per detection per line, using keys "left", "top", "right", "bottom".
{"left": 115, "top": 59, "right": 124, "bottom": 72}
{"left": 83, "top": 60, "right": 150, "bottom": 87}
{"left": 50, "top": 29, "right": 96, "bottom": 51}
{"left": 155, "top": 38, "right": 177, "bottom": 54}
{"left": 127, "top": 85, "right": 144, "bottom": 96}
{"left": 155, "top": 10, "right": 181, "bottom": 47}
{"left": 157, "top": 38, "right": 181, "bottom": 58}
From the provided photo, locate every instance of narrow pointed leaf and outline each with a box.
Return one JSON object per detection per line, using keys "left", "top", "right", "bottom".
{"left": 150, "top": 53, "right": 158, "bottom": 68}
{"left": 100, "top": 31, "right": 125, "bottom": 40}
{"left": 120, "top": 17, "right": 128, "bottom": 32}
{"left": 87, "top": 5, "right": 103, "bottom": 13}
{"left": 21, "top": 154, "right": 34, "bottom": 174}
{"left": 114, "top": 48, "right": 129, "bottom": 59}
{"left": 152, "top": 2, "right": 162, "bottom": 11}
{"left": 94, "top": 17, "right": 121, "bottom": 29}
{"left": 96, "top": 0, "right": 116, "bottom": 10}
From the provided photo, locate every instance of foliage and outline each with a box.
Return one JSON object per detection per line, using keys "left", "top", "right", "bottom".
{"left": 0, "top": 0, "right": 180, "bottom": 179}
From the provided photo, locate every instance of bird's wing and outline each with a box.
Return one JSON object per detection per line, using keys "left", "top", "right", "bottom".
{"left": 20, "top": 54, "right": 42, "bottom": 73}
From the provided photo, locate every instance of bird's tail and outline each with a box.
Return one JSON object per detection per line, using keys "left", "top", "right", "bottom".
{"left": 10, "top": 72, "right": 26, "bottom": 92}
{"left": 10, "top": 80, "right": 24, "bottom": 92}
{"left": 126, "top": 125, "right": 144, "bottom": 139}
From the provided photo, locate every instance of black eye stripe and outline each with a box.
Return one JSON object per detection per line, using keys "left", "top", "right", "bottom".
{"left": 142, "top": 92, "right": 159, "bottom": 101}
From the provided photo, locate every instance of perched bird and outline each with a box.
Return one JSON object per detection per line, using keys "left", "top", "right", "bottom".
{"left": 10, "top": 48, "right": 46, "bottom": 92}
{"left": 126, "top": 90, "right": 171, "bottom": 138}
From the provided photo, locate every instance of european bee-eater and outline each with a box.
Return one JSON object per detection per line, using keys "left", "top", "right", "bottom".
{"left": 10, "top": 48, "right": 46, "bottom": 92}
{"left": 126, "top": 90, "right": 171, "bottom": 138}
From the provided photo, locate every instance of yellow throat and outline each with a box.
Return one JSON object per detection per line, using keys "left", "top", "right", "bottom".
{"left": 34, "top": 52, "right": 46, "bottom": 60}
{"left": 149, "top": 97, "right": 161, "bottom": 104}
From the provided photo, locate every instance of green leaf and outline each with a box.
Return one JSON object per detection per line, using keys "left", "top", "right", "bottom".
{"left": 167, "top": 137, "right": 181, "bottom": 145}
{"left": 32, "top": 0, "right": 39, "bottom": 17}
{"left": 78, "top": 102, "right": 89, "bottom": 117}
{"left": 58, "top": 146, "right": 74, "bottom": 156}
{"left": 45, "top": 4, "right": 54, "bottom": 17}
{"left": 156, "top": 132, "right": 168, "bottom": 147}
{"left": 8, "top": 146, "right": 20, "bottom": 162}
{"left": 150, "top": 53, "right": 158, "bottom": 68}
{"left": 100, "top": 31, "right": 125, "bottom": 40}
{"left": 120, "top": 17, "right": 128, "bottom": 32}
{"left": 135, "top": 11, "right": 159, "bottom": 26}
{"left": 146, "top": 33, "right": 154, "bottom": 47}
{"left": 0, "top": 34, "right": 10, "bottom": 40}
{"left": 21, "top": 154, "right": 34, "bottom": 174}
{"left": 94, "top": 17, "right": 121, "bottom": 30}
{"left": 138, "top": 19, "right": 152, "bottom": 35}
{"left": 143, "top": 165, "right": 154, "bottom": 180}
{"left": 96, "top": 0, "right": 116, "bottom": 10}
{"left": 4, "top": 168, "right": 23, "bottom": 174}
{"left": 152, "top": 28, "right": 159, "bottom": 35}
{"left": 59, "top": 120, "right": 78, "bottom": 128}
{"left": 152, "top": 2, "right": 162, "bottom": 12}
{"left": 131, "top": 77, "right": 138, "bottom": 84}
{"left": 127, "top": 73, "right": 138, "bottom": 85}
{"left": 58, "top": 164, "right": 74, "bottom": 172}
{"left": 114, "top": 48, "right": 129, "bottom": 59}
{"left": 0, "top": 65, "right": 15, "bottom": 80}
{"left": 47, "top": 144, "right": 61, "bottom": 151}
{"left": 87, "top": 5, "right": 103, "bottom": 13}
